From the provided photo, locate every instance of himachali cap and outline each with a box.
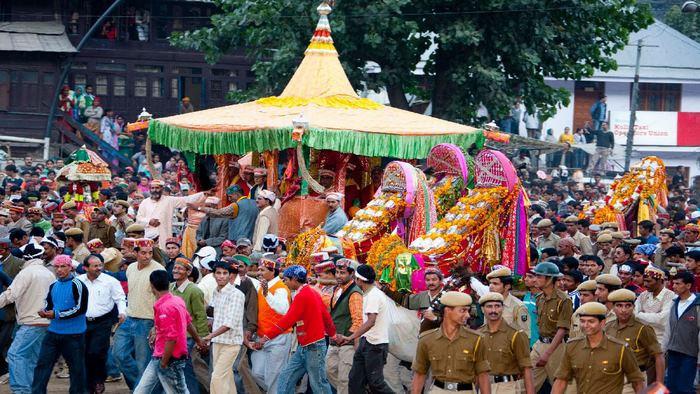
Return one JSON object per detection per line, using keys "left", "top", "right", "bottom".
{"left": 686, "top": 223, "right": 700, "bottom": 233}
{"left": 314, "top": 260, "right": 336, "bottom": 273}
{"left": 335, "top": 258, "right": 359, "bottom": 271}
{"left": 0, "top": 238, "right": 10, "bottom": 247}
{"left": 62, "top": 201, "right": 77, "bottom": 210}
{"left": 87, "top": 239, "right": 104, "bottom": 250}
{"left": 149, "top": 179, "right": 165, "bottom": 187}
{"left": 27, "top": 207, "right": 42, "bottom": 215}
{"left": 121, "top": 237, "right": 136, "bottom": 249}
{"left": 9, "top": 205, "right": 24, "bottom": 214}
{"left": 659, "top": 228, "right": 676, "bottom": 236}
{"left": 135, "top": 238, "right": 154, "bottom": 249}
{"left": 595, "top": 273, "right": 622, "bottom": 286}
{"left": 310, "top": 252, "right": 330, "bottom": 265}
{"left": 43, "top": 202, "right": 59, "bottom": 213}
{"left": 563, "top": 215, "right": 579, "bottom": 223}
{"left": 233, "top": 254, "right": 252, "bottom": 266}
{"left": 597, "top": 234, "right": 613, "bottom": 243}
{"left": 645, "top": 265, "right": 666, "bottom": 280}
{"left": 478, "top": 291, "right": 504, "bottom": 305}
{"left": 174, "top": 257, "right": 193, "bottom": 271}
{"left": 608, "top": 289, "right": 637, "bottom": 303}
{"left": 253, "top": 168, "right": 267, "bottom": 176}
{"left": 440, "top": 291, "right": 472, "bottom": 307}
{"left": 166, "top": 237, "right": 181, "bottom": 247}
{"left": 0, "top": 209, "right": 9, "bottom": 217}
{"left": 575, "top": 302, "right": 608, "bottom": 318}
{"left": 325, "top": 192, "right": 344, "bottom": 202}
{"left": 486, "top": 267, "right": 512, "bottom": 280}
{"left": 576, "top": 280, "right": 597, "bottom": 292}
{"left": 536, "top": 219, "right": 553, "bottom": 228}
{"left": 260, "top": 257, "right": 278, "bottom": 270}
{"left": 65, "top": 227, "right": 83, "bottom": 236}
{"left": 126, "top": 223, "right": 145, "bottom": 233}
{"left": 226, "top": 185, "right": 243, "bottom": 195}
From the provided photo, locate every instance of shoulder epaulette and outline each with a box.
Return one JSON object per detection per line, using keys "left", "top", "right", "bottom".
{"left": 606, "top": 335, "right": 629, "bottom": 347}
{"left": 419, "top": 328, "right": 439, "bottom": 339}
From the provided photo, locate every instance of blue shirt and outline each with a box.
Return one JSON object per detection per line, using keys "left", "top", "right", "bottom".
{"left": 46, "top": 274, "right": 89, "bottom": 335}
{"left": 523, "top": 291, "right": 540, "bottom": 347}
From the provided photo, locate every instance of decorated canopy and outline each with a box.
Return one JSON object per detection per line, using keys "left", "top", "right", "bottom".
{"left": 57, "top": 145, "right": 112, "bottom": 182}
{"left": 147, "top": 2, "right": 484, "bottom": 160}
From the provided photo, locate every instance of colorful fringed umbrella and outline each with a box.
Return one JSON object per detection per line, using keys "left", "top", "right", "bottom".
{"left": 147, "top": 2, "right": 484, "bottom": 160}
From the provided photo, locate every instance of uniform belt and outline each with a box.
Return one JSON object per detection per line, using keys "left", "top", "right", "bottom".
{"left": 539, "top": 337, "right": 554, "bottom": 343}
{"left": 434, "top": 379, "right": 472, "bottom": 391}
{"left": 492, "top": 375, "right": 520, "bottom": 383}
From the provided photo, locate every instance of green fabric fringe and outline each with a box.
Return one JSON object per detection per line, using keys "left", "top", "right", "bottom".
{"left": 148, "top": 120, "right": 485, "bottom": 159}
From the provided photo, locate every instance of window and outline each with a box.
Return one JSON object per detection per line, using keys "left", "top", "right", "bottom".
{"left": 135, "top": 65, "right": 163, "bottom": 73}
{"left": 95, "top": 75, "right": 108, "bottom": 95}
{"left": 113, "top": 76, "right": 126, "bottom": 96}
{"left": 42, "top": 73, "right": 54, "bottom": 86}
{"left": 173, "top": 67, "right": 202, "bottom": 75}
{"left": 212, "top": 69, "right": 238, "bottom": 78}
{"left": 171, "top": 78, "right": 179, "bottom": 98}
{"left": 96, "top": 63, "right": 127, "bottom": 72}
{"left": 73, "top": 74, "right": 87, "bottom": 87}
{"left": 152, "top": 78, "right": 164, "bottom": 97}
{"left": 637, "top": 83, "right": 681, "bottom": 112}
{"left": 134, "top": 77, "right": 147, "bottom": 97}
{"left": 211, "top": 80, "right": 222, "bottom": 99}
{"left": 21, "top": 71, "right": 38, "bottom": 84}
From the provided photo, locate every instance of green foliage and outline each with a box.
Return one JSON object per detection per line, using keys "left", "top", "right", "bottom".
{"left": 665, "top": 5, "right": 700, "bottom": 42}
{"left": 171, "top": 0, "right": 653, "bottom": 124}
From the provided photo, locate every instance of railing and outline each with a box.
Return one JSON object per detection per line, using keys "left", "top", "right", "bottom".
{"left": 54, "top": 114, "right": 131, "bottom": 167}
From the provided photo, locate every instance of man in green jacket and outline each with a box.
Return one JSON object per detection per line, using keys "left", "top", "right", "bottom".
{"left": 170, "top": 257, "right": 209, "bottom": 394}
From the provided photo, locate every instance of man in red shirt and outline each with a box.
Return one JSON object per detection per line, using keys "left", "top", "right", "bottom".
{"left": 259, "top": 265, "right": 338, "bottom": 394}
{"left": 133, "top": 270, "right": 205, "bottom": 394}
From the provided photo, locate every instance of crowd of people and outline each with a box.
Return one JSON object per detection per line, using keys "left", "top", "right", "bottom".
{"left": 0, "top": 146, "right": 698, "bottom": 394}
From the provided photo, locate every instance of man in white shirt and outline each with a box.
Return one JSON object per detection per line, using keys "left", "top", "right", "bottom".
{"left": 342, "top": 264, "right": 394, "bottom": 394}
{"left": 0, "top": 243, "right": 55, "bottom": 393}
{"left": 634, "top": 266, "right": 675, "bottom": 344}
{"left": 203, "top": 261, "right": 245, "bottom": 394}
{"left": 78, "top": 253, "right": 126, "bottom": 394}
{"left": 135, "top": 179, "right": 205, "bottom": 249}
{"left": 252, "top": 190, "right": 279, "bottom": 251}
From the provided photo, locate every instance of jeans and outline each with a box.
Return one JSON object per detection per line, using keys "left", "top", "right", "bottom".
{"left": 86, "top": 318, "right": 113, "bottom": 390}
{"left": 32, "top": 331, "right": 87, "bottom": 394}
{"left": 348, "top": 338, "right": 394, "bottom": 394}
{"left": 112, "top": 317, "right": 154, "bottom": 390}
{"left": 277, "top": 340, "right": 332, "bottom": 394}
{"left": 665, "top": 350, "right": 697, "bottom": 394}
{"left": 184, "top": 338, "right": 200, "bottom": 394}
{"left": 250, "top": 333, "right": 292, "bottom": 394}
{"left": 134, "top": 358, "right": 189, "bottom": 394}
{"left": 0, "top": 320, "right": 15, "bottom": 375}
{"left": 106, "top": 349, "right": 121, "bottom": 377}
{"left": 7, "top": 325, "right": 47, "bottom": 394}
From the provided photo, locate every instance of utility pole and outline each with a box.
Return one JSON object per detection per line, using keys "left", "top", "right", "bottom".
{"left": 624, "top": 39, "right": 643, "bottom": 171}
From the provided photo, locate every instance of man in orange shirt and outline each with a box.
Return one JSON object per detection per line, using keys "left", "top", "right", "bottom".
{"left": 250, "top": 257, "right": 292, "bottom": 394}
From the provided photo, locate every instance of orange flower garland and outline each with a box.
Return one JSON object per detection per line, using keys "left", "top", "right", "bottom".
{"left": 366, "top": 234, "right": 411, "bottom": 290}
{"left": 287, "top": 227, "right": 326, "bottom": 268}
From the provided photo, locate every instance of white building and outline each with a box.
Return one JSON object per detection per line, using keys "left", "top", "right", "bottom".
{"left": 543, "top": 20, "right": 700, "bottom": 179}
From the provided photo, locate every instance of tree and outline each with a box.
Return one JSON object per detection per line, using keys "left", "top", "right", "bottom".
{"left": 665, "top": 5, "right": 700, "bottom": 43}
{"left": 171, "top": 0, "right": 652, "bottom": 124}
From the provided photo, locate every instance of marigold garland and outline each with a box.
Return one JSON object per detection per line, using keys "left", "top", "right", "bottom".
{"left": 287, "top": 227, "right": 326, "bottom": 269}
{"left": 433, "top": 176, "right": 464, "bottom": 219}
{"left": 366, "top": 234, "right": 411, "bottom": 291}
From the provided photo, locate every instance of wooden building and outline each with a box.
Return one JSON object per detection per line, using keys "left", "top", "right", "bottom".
{"left": 0, "top": 0, "right": 253, "bottom": 154}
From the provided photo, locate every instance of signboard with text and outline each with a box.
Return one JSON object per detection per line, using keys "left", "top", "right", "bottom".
{"left": 609, "top": 111, "right": 700, "bottom": 147}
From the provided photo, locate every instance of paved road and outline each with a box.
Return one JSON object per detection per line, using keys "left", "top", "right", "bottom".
{"left": 0, "top": 373, "right": 130, "bottom": 393}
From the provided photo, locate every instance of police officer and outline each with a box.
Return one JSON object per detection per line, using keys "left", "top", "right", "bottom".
{"left": 479, "top": 292, "right": 534, "bottom": 394}
{"left": 412, "top": 291, "right": 491, "bottom": 394}
{"left": 486, "top": 268, "right": 530, "bottom": 339}
{"left": 569, "top": 280, "right": 597, "bottom": 340}
{"left": 595, "top": 274, "right": 621, "bottom": 321}
{"left": 606, "top": 289, "right": 664, "bottom": 392}
{"left": 552, "top": 302, "right": 645, "bottom": 394}
{"left": 530, "top": 262, "right": 573, "bottom": 391}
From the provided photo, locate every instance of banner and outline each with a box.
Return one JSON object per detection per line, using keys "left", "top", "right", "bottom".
{"left": 610, "top": 111, "right": 678, "bottom": 146}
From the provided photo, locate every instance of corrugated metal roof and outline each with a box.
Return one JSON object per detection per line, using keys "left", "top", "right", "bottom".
{"left": 0, "top": 22, "right": 76, "bottom": 53}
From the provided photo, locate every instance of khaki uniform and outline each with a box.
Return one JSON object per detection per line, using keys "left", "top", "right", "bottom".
{"left": 75, "top": 214, "right": 90, "bottom": 236}
{"left": 537, "top": 233, "right": 560, "bottom": 250}
{"left": 605, "top": 317, "right": 661, "bottom": 394}
{"left": 86, "top": 221, "right": 117, "bottom": 249}
{"left": 555, "top": 335, "right": 645, "bottom": 394}
{"left": 480, "top": 322, "right": 531, "bottom": 394}
{"left": 572, "top": 231, "right": 594, "bottom": 255}
{"left": 503, "top": 293, "right": 531, "bottom": 339}
{"left": 413, "top": 326, "right": 491, "bottom": 394}
{"left": 530, "top": 289, "right": 573, "bottom": 391}
{"left": 72, "top": 242, "right": 90, "bottom": 266}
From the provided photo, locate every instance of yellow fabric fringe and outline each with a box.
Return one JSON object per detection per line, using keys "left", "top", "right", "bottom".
{"left": 256, "top": 95, "right": 382, "bottom": 110}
